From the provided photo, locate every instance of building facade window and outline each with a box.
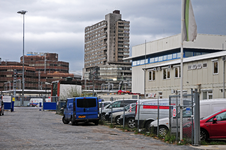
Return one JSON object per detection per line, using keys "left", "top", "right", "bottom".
{"left": 213, "top": 61, "right": 218, "bottom": 74}
{"left": 203, "top": 90, "right": 213, "bottom": 99}
{"left": 149, "top": 70, "right": 155, "bottom": 81}
{"left": 163, "top": 68, "right": 170, "bottom": 79}
{"left": 159, "top": 92, "right": 163, "bottom": 99}
{"left": 174, "top": 66, "right": 181, "bottom": 78}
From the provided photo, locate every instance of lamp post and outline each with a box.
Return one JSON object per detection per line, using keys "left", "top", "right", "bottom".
{"left": 17, "top": 10, "right": 27, "bottom": 106}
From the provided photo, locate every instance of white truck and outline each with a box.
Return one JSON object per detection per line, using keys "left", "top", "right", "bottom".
{"left": 135, "top": 99, "right": 171, "bottom": 130}
{"left": 51, "top": 81, "right": 82, "bottom": 101}
{"left": 150, "top": 99, "right": 226, "bottom": 136}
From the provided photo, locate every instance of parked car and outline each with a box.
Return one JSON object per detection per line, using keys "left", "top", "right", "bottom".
{"left": 183, "top": 109, "right": 226, "bottom": 141}
{"left": 100, "top": 99, "right": 138, "bottom": 120}
{"left": 151, "top": 99, "right": 226, "bottom": 136}
{"left": 99, "top": 101, "right": 111, "bottom": 114}
{"left": 107, "top": 103, "right": 136, "bottom": 124}
{"left": 118, "top": 106, "right": 136, "bottom": 128}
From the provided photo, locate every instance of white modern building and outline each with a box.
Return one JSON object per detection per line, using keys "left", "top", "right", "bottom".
{"left": 124, "top": 34, "right": 226, "bottom": 100}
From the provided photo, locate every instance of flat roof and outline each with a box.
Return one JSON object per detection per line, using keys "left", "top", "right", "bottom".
{"left": 126, "top": 34, "right": 226, "bottom": 60}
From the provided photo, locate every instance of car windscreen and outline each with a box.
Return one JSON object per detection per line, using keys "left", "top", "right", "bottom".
{"left": 201, "top": 110, "right": 222, "bottom": 120}
{"left": 77, "top": 99, "right": 96, "bottom": 108}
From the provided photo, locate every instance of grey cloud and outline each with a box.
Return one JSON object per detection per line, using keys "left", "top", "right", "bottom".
{"left": 0, "top": 0, "right": 226, "bottom": 75}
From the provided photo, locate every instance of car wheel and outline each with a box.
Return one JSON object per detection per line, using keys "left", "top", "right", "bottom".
{"left": 159, "top": 126, "right": 169, "bottom": 137}
{"left": 115, "top": 116, "right": 120, "bottom": 125}
{"left": 100, "top": 114, "right": 105, "bottom": 120}
{"left": 200, "top": 129, "right": 208, "bottom": 141}
{"left": 127, "top": 118, "right": 136, "bottom": 128}
{"left": 62, "top": 116, "right": 69, "bottom": 124}
{"left": 145, "top": 120, "right": 152, "bottom": 131}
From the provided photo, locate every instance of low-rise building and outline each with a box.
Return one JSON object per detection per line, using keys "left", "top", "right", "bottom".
{"left": 125, "top": 34, "right": 226, "bottom": 99}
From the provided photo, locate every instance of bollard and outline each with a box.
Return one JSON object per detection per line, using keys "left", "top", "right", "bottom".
{"left": 39, "top": 102, "right": 42, "bottom": 111}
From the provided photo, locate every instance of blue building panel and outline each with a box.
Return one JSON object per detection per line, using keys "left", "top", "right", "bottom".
{"left": 132, "top": 49, "right": 218, "bottom": 67}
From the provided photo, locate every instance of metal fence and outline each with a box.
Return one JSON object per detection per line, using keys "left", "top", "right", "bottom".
{"left": 100, "top": 89, "right": 200, "bottom": 145}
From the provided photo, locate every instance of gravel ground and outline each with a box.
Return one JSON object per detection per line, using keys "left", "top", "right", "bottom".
{"left": 0, "top": 107, "right": 197, "bottom": 150}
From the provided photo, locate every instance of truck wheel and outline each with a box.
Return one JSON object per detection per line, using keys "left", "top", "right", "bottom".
{"left": 94, "top": 121, "right": 99, "bottom": 125}
{"left": 145, "top": 120, "right": 152, "bottom": 131}
{"left": 127, "top": 118, "right": 136, "bottom": 128}
{"left": 62, "top": 116, "right": 69, "bottom": 124}
{"left": 159, "top": 126, "right": 168, "bottom": 136}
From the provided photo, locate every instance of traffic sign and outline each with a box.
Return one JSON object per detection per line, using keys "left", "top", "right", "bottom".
{"left": 173, "top": 108, "right": 176, "bottom": 117}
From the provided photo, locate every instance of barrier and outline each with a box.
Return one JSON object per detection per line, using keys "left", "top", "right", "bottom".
{"left": 43, "top": 102, "right": 57, "bottom": 110}
{"left": 4, "top": 102, "right": 11, "bottom": 110}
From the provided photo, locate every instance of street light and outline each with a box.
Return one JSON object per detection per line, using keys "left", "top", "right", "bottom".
{"left": 17, "top": 10, "right": 27, "bottom": 106}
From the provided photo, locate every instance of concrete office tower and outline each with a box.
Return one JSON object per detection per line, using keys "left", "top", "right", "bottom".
{"left": 84, "top": 10, "right": 131, "bottom": 87}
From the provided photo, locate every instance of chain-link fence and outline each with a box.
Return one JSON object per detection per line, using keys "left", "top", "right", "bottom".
{"left": 101, "top": 89, "right": 200, "bottom": 145}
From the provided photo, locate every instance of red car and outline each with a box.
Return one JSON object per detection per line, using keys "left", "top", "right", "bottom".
{"left": 183, "top": 109, "right": 226, "bottom": 141}
{"left": 200, "top": 109, "right": 226, "bottom": 140}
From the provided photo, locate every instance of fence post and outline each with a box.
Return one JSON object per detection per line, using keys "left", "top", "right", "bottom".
{"left": 169, "top": 97, "right": 171, "bottom": 136}
{"left": 176, "top": 93, "right": 179, "bottom": 142}
{"left": 193, "top": 89, "right": 200, "bottom": 146}
{"left": 39, "top": 102, "right": 41, "bottom": 111}
{"left": 191, "top": 88, "right": 194, "bottom": 145}
{"left": 157, "top": 95, "right": 160, "bottom": 136}
{"left": 123, "top": 98, "right": 125, "bottom": 129}
{"left": 137, "top": 102, "right": 140, "bottom": 131}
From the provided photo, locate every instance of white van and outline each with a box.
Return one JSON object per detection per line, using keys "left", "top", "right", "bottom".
{"left": 29, "top": 98, "right": 43, "bottom": 107}
{"left": 150, "top": 99, "right": 226, "bottom": 135}
{"left": 135, "top": 99, "right": 171, "bottom": 130}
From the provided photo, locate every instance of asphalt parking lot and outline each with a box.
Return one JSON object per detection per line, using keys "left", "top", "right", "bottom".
{"left": 0, "top": 107, "right": 202, "bottom": 150}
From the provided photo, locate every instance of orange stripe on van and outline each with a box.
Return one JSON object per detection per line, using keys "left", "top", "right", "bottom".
{"left": 143, "top": 105, "right": 169, "bottom": 109}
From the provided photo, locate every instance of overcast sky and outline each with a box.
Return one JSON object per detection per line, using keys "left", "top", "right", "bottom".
{"left": 0, "top": 0, "right": 226, "bottom": 75}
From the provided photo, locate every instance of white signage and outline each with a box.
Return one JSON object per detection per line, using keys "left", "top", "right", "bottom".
{"left": 3, "top": 96, "right": 11, "bottom": 102}
{"left": 148, "top": 93, "right": 156, "bottom": 98}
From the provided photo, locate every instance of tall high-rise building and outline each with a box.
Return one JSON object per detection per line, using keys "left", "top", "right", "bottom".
{"left": 83, "top": 10, "right": 131, "bottom": 88}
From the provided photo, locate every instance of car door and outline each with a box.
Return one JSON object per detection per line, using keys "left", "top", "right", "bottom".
{"left": 65, "top": 101, "right": 73, "bottom": 120}
{"left": 76, "top": 98, "right": 98, "bottom": 119}
{"left": 209, "top": 111, "right": 226, "bottom": 138}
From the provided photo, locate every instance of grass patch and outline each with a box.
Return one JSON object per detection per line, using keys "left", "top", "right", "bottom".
{"left": 97, "top": 120, "right": 226, "bottom": 146}
{"left": 109, "top": 123, "right": 115, "bottom": 128}
{"left": 201, "top": 140, "right": 226, "bottom": 145}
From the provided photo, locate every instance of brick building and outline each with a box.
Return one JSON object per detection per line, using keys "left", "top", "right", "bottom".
{"left": 0, "top": 53, "right": 75, "bottom": 91}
